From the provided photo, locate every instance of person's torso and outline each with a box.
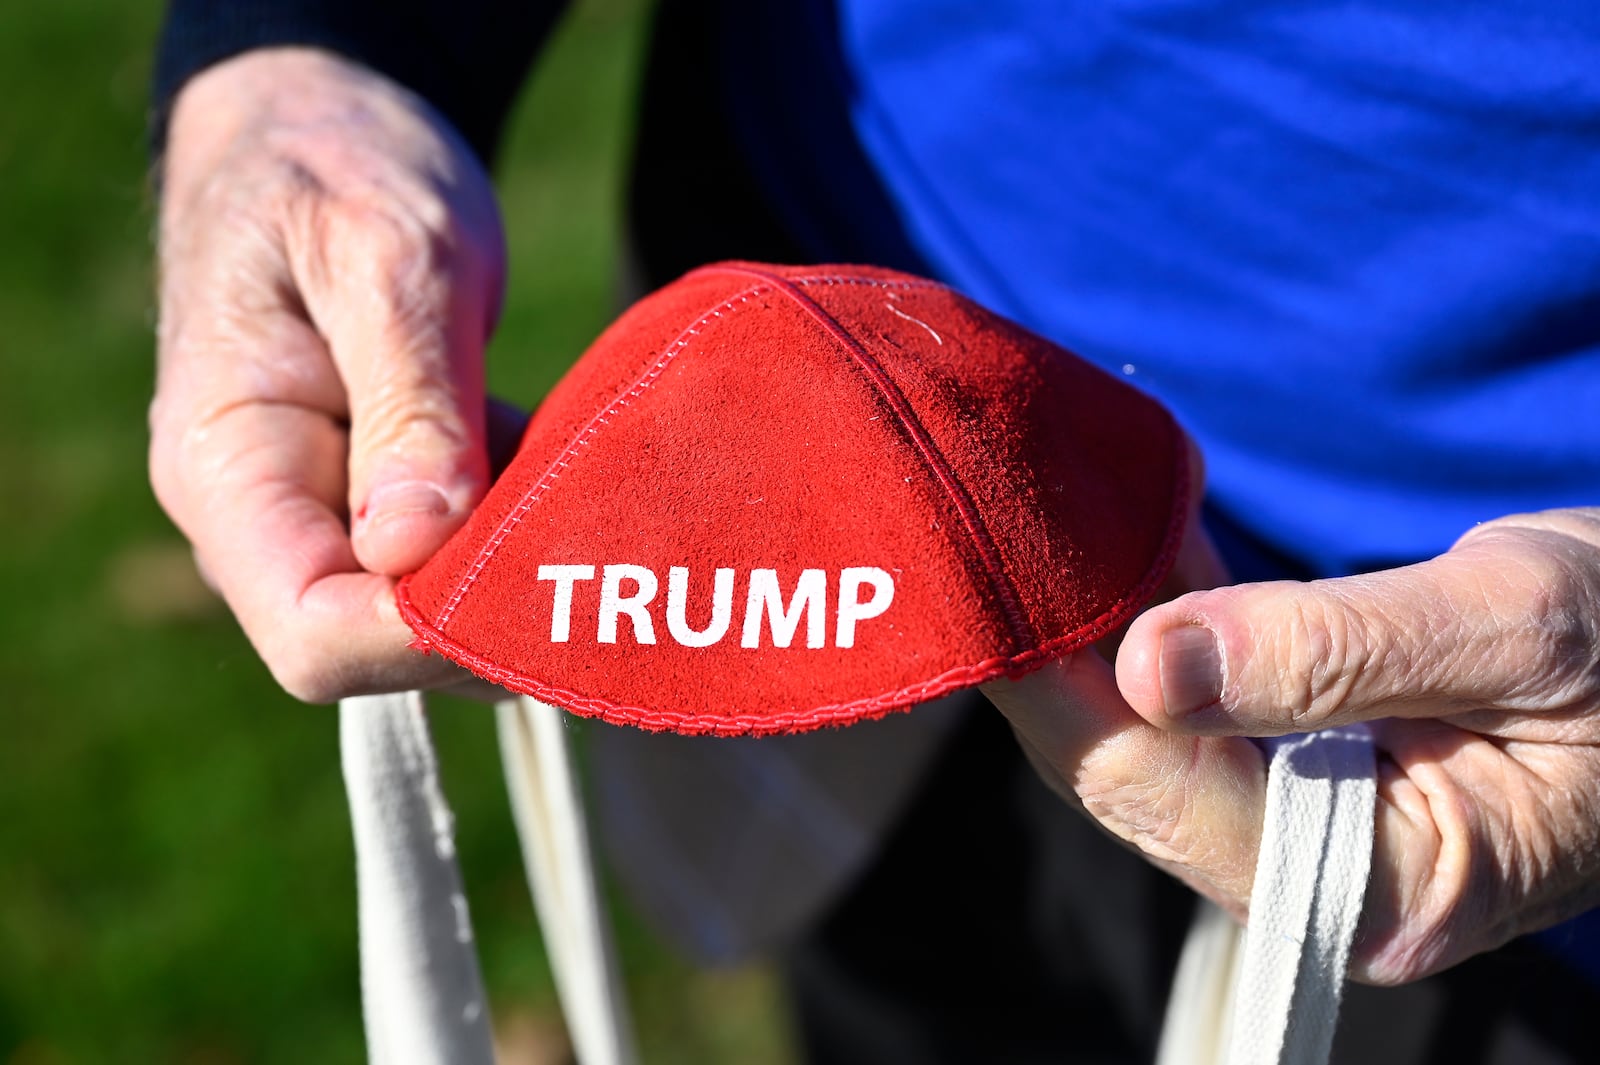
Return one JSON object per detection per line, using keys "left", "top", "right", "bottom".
{"left": 714, "top": 0, "right": 1600, "bottom": 576}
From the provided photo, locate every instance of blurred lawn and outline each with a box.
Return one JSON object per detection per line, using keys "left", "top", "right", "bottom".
{"left": 0, "top": 1, "right": 795, "bottom": 1062}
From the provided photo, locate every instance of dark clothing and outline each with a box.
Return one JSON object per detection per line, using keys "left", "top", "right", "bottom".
{"left": 151, "top": 0, "right": 564, "bottom": 163}
{"left": 786, "top": 705, "right": 1600, "bottom": 1065}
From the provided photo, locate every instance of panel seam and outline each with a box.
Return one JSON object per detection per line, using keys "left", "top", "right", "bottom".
{"left": 712, "top": 263, "right": 1036, "bottom": 653}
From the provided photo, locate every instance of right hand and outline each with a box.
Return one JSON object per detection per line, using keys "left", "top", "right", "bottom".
{"left": 151, "top": 48, "right": 508, "bottom": 701}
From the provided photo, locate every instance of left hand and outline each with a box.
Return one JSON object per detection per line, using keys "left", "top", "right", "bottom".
{"left": 983, "top": 507, "right": 1600, "bottom": 985}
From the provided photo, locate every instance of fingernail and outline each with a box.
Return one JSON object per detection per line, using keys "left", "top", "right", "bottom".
{"left": 359, "top": 481, "right": 451, "bottom": 526}
{"left": 1159, "top": 625, "right": 1223, "bottom": 718}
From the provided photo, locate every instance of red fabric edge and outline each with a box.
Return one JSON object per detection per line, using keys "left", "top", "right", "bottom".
{"left": 395, "top": 419, "right": 1191, "bottom": 737}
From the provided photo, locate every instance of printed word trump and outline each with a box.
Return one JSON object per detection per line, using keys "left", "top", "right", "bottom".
{"left": 535, "top": 565, "right": 895, "bottom": 649}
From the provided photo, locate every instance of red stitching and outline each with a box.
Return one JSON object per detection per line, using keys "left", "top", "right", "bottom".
{"left": 429, "top": 283, "right": 772, "bottom": 629}
{"left": 685, "top": 262, "right": 950, "bottom": 296}
{"left": 708, "top": 262, "right": 1037, "bottom": 653}
{"left": 396, "top": 428, "right": 1186, "bottom": 737}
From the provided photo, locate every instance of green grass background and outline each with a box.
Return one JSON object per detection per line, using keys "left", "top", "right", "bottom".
{"left": 0, "top": 1, "right": 794, "bottom": 1061}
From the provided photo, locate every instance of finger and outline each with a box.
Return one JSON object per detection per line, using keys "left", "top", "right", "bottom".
{"left": 174, "top": 399, "right": 473, "bottom": 701}
{"left": 982, "top": 654, "right": 1267, "bottom": 918}
{"left": 288, "top": 186, "right": 503, "bottom": 577}
{"left": 1351, "top": 720, "right": 1600, "bottom": 984}
{"left": 1114, "top": 523, "right": 1600, "bottom": 735}
{"left": 153, "top": 50, "right": 512, "bottom": 700}
{"left": 987, "top": 658, "right": 1600, "bottom": 986}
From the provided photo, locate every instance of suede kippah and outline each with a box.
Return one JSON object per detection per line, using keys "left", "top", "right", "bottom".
{"left": 398, "top": 262, "right": 1189, "bottom": 736}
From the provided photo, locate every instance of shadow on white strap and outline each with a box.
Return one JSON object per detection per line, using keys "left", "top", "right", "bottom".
{"left": 1157, "top": 725, "right": 1377, "bottom": 1065}
{"left": 497, "top": 695, "right": 639, "bottom": 1065}
{"left": 1157, "top": 898, "right": 1244, "bottom": 1065}
{"left": 340, "top": 692, "right": 496, "bottom": 1065}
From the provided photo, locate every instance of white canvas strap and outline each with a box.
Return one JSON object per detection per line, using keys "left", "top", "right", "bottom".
{"left": 1156, "top": 898, "right": 1244, "bottom": 1065}
{"left": 1157, "top": 725, "right": 1377, "bottom": 1065}
{"left": 340, "top": 692, "right": 496, "bottom": 1065}
{"left": 1228, "top": 726, "right": 1376, "bottom": 1064}
{"left": 343, "top": 692, "right": 1372, "bottom": 1065}
{"left": 341, "top": 690, "right": 635, "bottom": 1065}
{"left": 497, "top": 695, "right": 639, "bottom": 1065}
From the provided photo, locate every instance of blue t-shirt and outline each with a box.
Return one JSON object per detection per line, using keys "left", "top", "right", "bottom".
{"left": 720, "top": 0, "right": 1600, "bottom": 578}
{"left": 717, "top": 0, "right": 1600, "bottom": 979}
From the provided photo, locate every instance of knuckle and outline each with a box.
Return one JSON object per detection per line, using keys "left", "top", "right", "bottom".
{"left": 344, "top": 195, "right": 452, "bottom": 273}
{"left": 147, "top": 450, "right": 184, "bottom": 523}
{"left": 324, "top": 196, "right": 471, "bottom": 371}
{"left": 359, "top": 381, "right": 474, "bottom": 451}
{"left": 146, "top": 422, "right": 183, "bottom": 517}
{"left": 262, "top": 637, "right": 351, "bottom": 705}
{"left": 330, "top": 181, "right": 458, "bottom": 289}
{"left": 1467, "top": 533, "right": 1600, "bottom": 708}
{"left": 146, "top": 397, "right": 217, "bottom": 528}
{"left": 1411, "top": 844, "right": 1485, "bottom": 975}
{"left": 261, "top": 149, "right": 469, "bottom": 329}
{"left": 1522, "top": 589, "right": 1600, "bottom": 708}
{"left": 270, "top": 668, "right": 342, "bottom": 706}
{"left": 1520, "top": 568, "right": 1600, "bottom": 709}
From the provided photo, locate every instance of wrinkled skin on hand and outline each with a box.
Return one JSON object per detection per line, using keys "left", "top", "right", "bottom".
{"left": 152, "top": 48, "right": 510, "bottom": 701}
{"left": 985, "top": 506, "right": 1600, "bottom": 986}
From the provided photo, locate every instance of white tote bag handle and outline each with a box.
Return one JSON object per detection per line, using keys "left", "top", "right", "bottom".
{"left": 1157, "top": 725, "right": 1377, "bottom": 1065}
{"left": 340, "top": 692, "right": 497, "bottom": 1065}
{"left": 341, "top": 691, "right": 636, "bottom": 1065}
{"left": 341, "top": 691, "right": 1369, "bottom": 1065}
{"left": 497, "top": 695, "right": 639, "bottom": 1065}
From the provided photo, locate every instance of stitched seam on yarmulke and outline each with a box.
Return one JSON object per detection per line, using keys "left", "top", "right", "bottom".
{"left": 693, "top": 264, "right": 950, "bottom": 298}
{"left": 399, "top": 435, "right": 1184, "bottom": 735}
{"left": 711, "top": 262, "right": 1036, "bottom": 654}
{"left": 790, "top": 276, "right": 941, "bottom": 291}
{"left": 429, "top": 282, "right": 772, "bottom": 630}
{"left": 688, "top": 264, "right": 949, "bottom": 295}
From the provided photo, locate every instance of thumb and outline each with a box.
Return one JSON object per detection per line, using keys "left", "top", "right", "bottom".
{"left": 983, "top": 653, "right": 1267, "bottom": 915}
{"left": 298, "top": 196, "right": 504, "bottom": 577}
{"left": 1116, "top": 515, "right": 1600, "bottom": 734}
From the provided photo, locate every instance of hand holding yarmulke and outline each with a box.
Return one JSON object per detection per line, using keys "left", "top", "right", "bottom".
{"left": 399, "top": 261, "right": 1192, "bottom": 734}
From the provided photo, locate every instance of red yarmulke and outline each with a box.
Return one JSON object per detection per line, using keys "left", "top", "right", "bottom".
{"left": 398, "top": 262, "right": 1188, "bottom": 736}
